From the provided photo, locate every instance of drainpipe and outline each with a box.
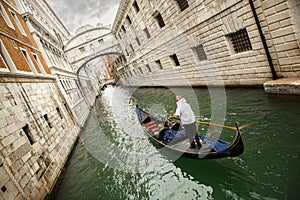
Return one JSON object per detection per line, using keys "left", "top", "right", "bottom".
{"left": 249, "top": 0, "right": 278, "bottom": 80}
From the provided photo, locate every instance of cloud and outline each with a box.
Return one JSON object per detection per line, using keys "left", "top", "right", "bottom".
{"left": 46, "top": 0, "right": 120, "bottom": 34}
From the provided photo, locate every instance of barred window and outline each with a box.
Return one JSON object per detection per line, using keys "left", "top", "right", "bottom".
{"left": 155, "top": 60, "right": 163, "bottom": 69}
{"left": 175, "top": 0, "right": 189, "bottom": 12}
{"left": 227, "top": 28, "right": 252, "bottom": 53}
{"left": 170, "top": 54, "right": 180, "bottom": 66}
{"left": 193, "top": 44, "right": 207, "bottom": 61}
{"left": 144, "top": 27, "right": 150, "bottom": 39}
{"left": 133, "top": 1, "right": 140, "bottom": 13}
{"left": 154, "top": 12, "right": 165, "bottom": 28}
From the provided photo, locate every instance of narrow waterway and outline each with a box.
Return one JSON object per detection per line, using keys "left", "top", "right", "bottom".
{"left": 51, "top": 86, "right": 300, "bottom": 200}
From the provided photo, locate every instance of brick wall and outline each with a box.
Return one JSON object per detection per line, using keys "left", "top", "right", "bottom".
{"left": 0, "top": 0, "right": 50, "bottom": 75}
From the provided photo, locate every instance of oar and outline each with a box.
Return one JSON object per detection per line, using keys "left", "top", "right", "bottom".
{"left": 198, "top": 121, "right": 250, "bottom": 131}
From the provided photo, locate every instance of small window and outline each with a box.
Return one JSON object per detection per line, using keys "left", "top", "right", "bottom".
{"left": 154, "top": 12, "right": 165, "bottom": 28}
{"left": 126, "top": 15, "right": 132, "bottom": 25}
{"left": 170, "top": 54, "right": 180, "bottom": 66}
{"left": 133, "top": 1, "right": 140, "bottom": 13}
{"left": 56, "top": 107, "right": 63, "bottom": 118}
{"left": 129, "top": 44, "right": 134, "bottom": 52}
{"left": 1, "top": 185, "right": 7, "bottom": 192}
{"left": 138, "top": 67, "right": 143, "bottom": 74}
{"left": 0, "top": 40, "right": 17, "bottom": 72}
{"left": 175, "top": 0, "right": 189, "bottom": 12}
{"left": 32, "top": 53, "right": 46, "bottom": 74}
{"left": 21, "top": 48, "right": 37, "bottom": 74}
{"left": 193, "top": 44, "right": 207, "bottom": 61}
{"left": 136, "top": 37, "right": 140, "bottom": 46}
{"left": 98, "top": 39, "right": 104, "bottom": 44}
{"left": 155, "top": 60, "right": 163, "bottom": 69}
{"left": 10, "top": 10, "right": 27, "bottom": 36}
{"left": 0, "top": 3, "right": 14, "bottom": 29}
{"left": 79, "top": 47, "right": 86, "bottom": 52}
{"left": 144, "top": 27, "right": 150, "bottom": 39}
{"left": 146, "top": 64, "right": 151, "bottom": 72}
{"left": 22, "top": 124, "right": 34, "bottom": 145}
{"left": 121, "top": 25, "right": 126, "bottom": 33}
{"left": 43, "top": 114, "right": 52, "bottom": 128}
{"left": 226, "top": 28, "right": 252, "bottom": 53}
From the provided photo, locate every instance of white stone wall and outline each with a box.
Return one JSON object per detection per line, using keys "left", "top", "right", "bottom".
{"left": 0, "top": 77, "right": 80, "bottom": 200}
{"left": 114, "top": 0, "right": 300, "bottom": 87}
{"left": 258, "top": 0, "right": 300, "bottom": 77}
{"left": 64, "top": 26, "right": 121, "bottom": 72}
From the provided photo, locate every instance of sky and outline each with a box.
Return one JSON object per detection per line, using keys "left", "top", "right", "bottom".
{"left": 46, "top": 0, "right": 121, "bottom": 34}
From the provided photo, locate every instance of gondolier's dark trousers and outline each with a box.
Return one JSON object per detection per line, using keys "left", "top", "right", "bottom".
{"left": 183, "top": 122, "right": 201, "bottom": 148}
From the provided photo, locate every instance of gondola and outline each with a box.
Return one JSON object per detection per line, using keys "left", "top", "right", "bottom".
{"left": 135, "top": 105, "right": 244, "bottom": 159}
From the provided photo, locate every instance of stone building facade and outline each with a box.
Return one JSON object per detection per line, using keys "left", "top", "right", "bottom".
{"left": 64, "top": 25, "right": 123, "bottom": 122}
{"left": 14, "top": 0, "right": 93, "bottom": 127}
{"left": 1, "top": 0, "right": 80, "bottom": 199}
{"left": 112, "top": 0, "right": 300, "bottom": 87}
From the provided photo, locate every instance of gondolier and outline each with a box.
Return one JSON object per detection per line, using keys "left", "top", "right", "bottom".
{"left": 168, "top": 96, "right": 201, "bottom": 149}
{"left": 135, "top": 105, "right": 244, "bottom": 159}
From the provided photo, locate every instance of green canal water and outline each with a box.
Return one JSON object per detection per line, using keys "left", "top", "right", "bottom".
{"left": 51, "top": 86, "right": 300, "bottom": 200}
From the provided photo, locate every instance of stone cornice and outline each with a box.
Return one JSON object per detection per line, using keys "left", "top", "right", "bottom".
{"left": 112, "top": 0, "right": 133, "bottom": 34}
{"left": 48, "top": 66, "right": 77, "bottom": 77}
{"left": 0, "top": 72, "right": 55, "bottom": 82}
{"left": 22, "top": 12, "right": 58, "bottom": 43}
{"left": 0, "top": 30, "right": 41, "bottom": 52}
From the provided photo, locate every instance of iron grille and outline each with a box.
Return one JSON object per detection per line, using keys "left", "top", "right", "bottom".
{"left": 227, "top": 28, "right": 252, "bottom": 53}
{"left": 175, "top": 0, "right": 189, "bottom": 12}
{"left": 193, "top": 44, "right": 207, "bottom": 61}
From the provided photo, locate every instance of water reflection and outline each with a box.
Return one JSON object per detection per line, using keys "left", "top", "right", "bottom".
{"left": 53, "top": 86, "right": 300, "bottom": 200}
{"left": 55, "top": 86, "right": 214, "bottom": 199}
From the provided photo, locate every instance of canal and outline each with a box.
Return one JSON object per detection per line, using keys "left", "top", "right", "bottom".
{"left": 51, "top": 86, "right": 300, "bottom": 200}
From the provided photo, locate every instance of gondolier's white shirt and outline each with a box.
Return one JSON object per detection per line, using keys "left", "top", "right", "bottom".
{"left": 175, "top": 98, "right": 195, "bottom": 124}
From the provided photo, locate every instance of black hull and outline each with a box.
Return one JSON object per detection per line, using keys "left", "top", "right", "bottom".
{"left": 136, "top": 105, "right": 244, "bottom": 159}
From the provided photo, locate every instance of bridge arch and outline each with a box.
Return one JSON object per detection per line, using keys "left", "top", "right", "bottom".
{"left": 76, "top": 52, "right": 123, "bottom": 74}
{"left": 64, "top": 26, "right": 112, "bottom": 51}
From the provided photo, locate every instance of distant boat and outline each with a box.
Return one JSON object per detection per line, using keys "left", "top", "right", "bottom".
{"left": 136, "top": 105, "right": 244, "bottom": 159}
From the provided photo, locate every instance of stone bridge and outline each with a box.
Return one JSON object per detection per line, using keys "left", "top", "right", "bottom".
{"left": 64, "top": 25, "right": 123, "bottom": 74}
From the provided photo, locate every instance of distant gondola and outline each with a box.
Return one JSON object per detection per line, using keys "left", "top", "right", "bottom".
{"left": 136, "top": 105, "right": 244, "bottom": 159}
